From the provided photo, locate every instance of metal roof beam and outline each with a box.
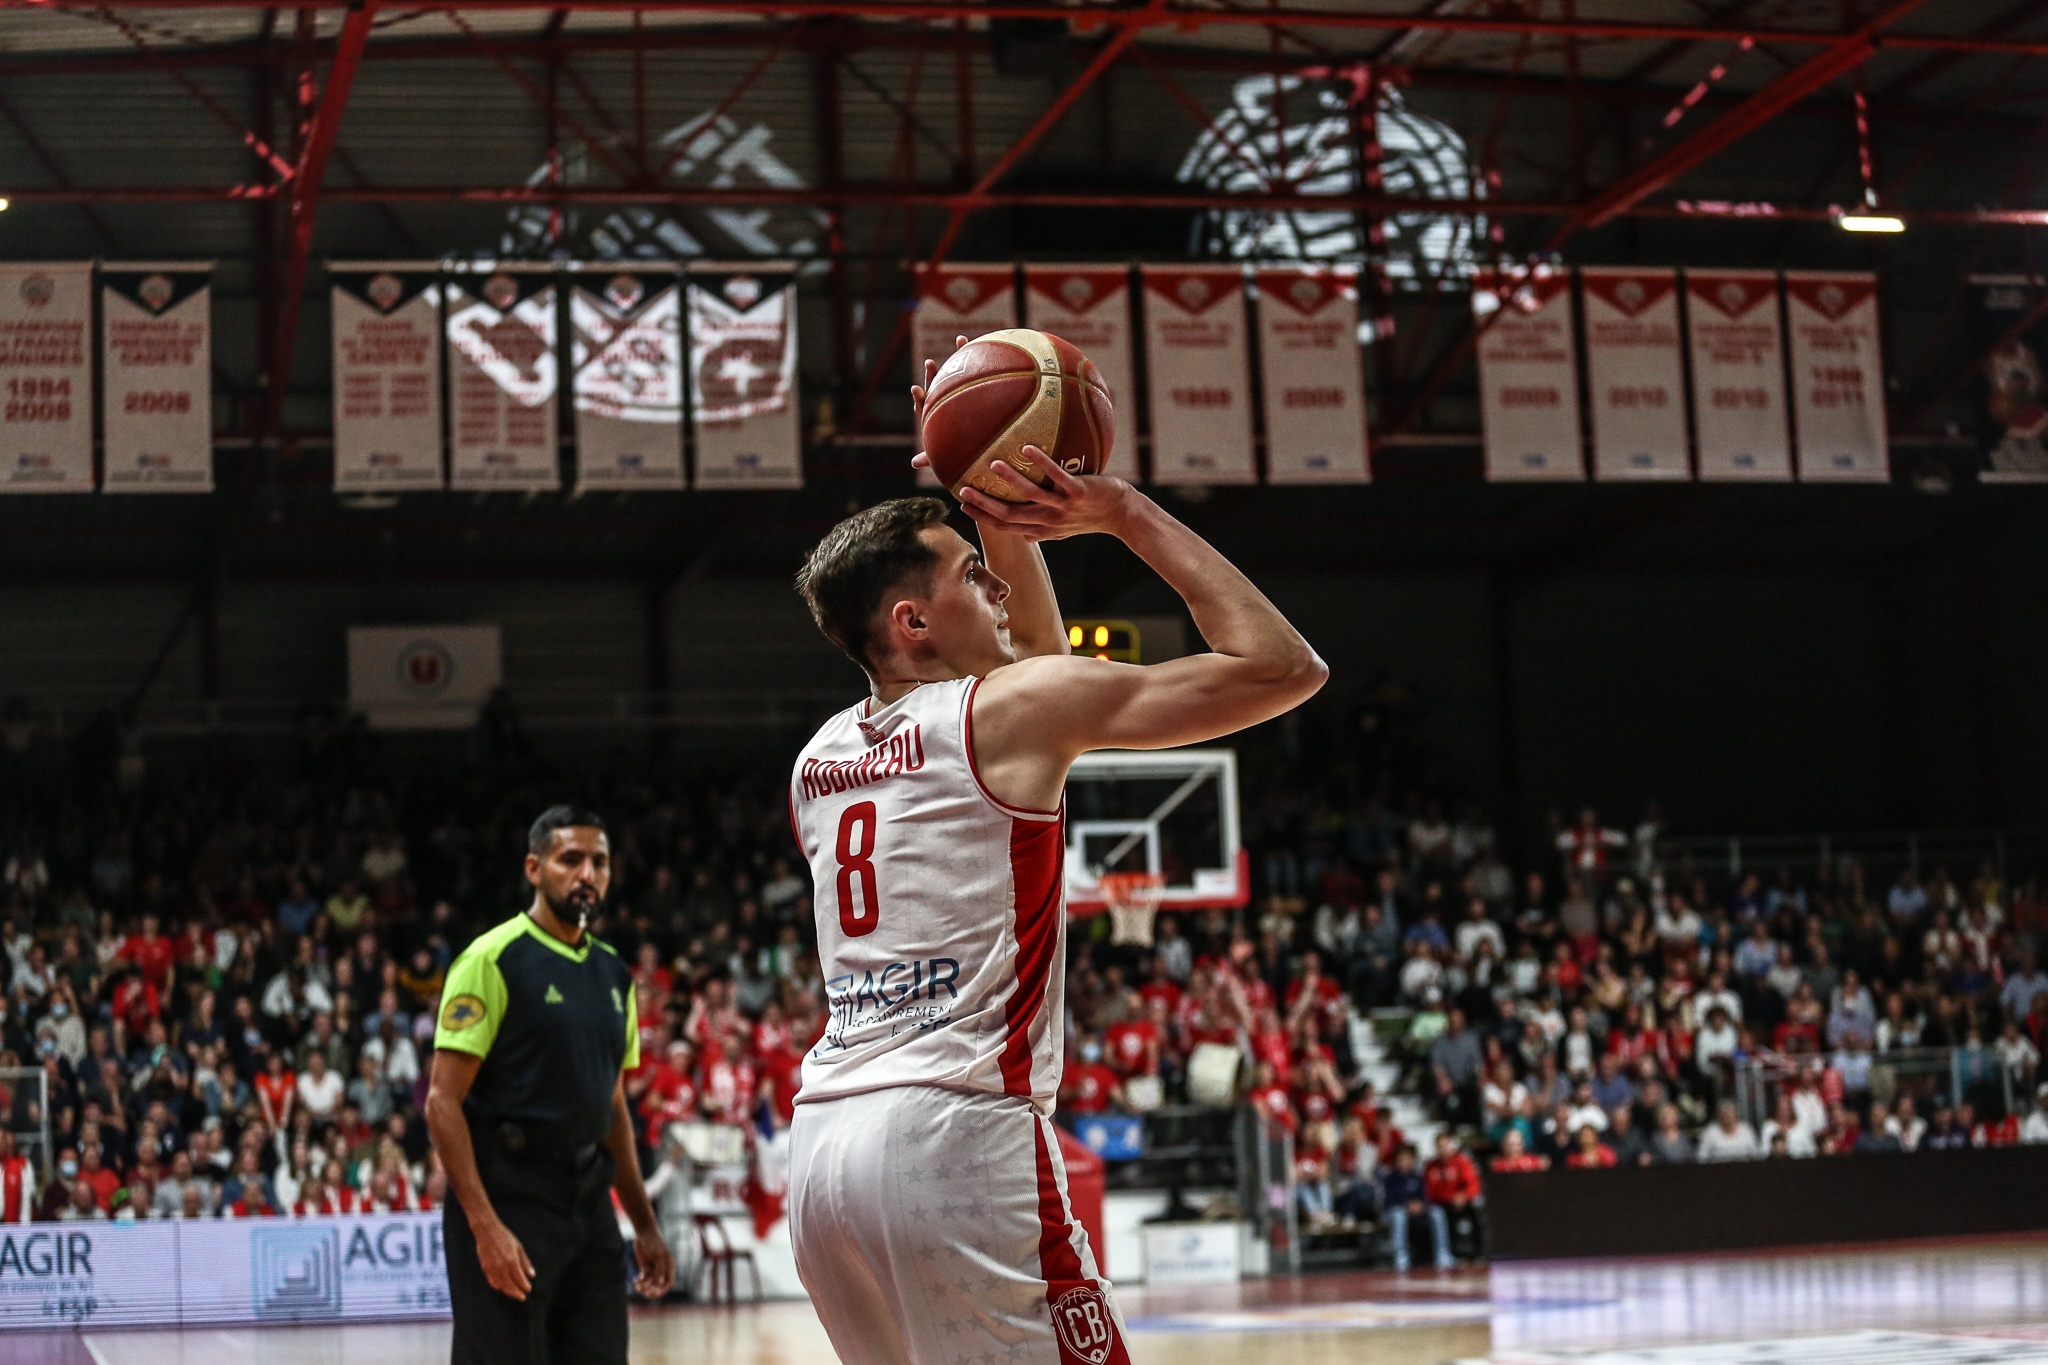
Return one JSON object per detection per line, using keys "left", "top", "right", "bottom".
{"left": 264, "top": 0, "right": 376, "bottom": 442}
{"left": 1553, "top": 0, "right": 1938, "bottom": 243}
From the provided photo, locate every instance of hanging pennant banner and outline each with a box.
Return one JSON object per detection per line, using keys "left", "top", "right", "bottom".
{"left": 914, "top": 265, "right": 1015, "bottom": 486}
{"left": 1685, "top": 269, "right": 1792, "bottom": 481}
{"left": 1784, "top": 270, "right": 1888, "bottom": 482}
{"left": 1474, "top": 267, "right": 1584, "bottom": 481}
{"left": 1254, "top": 265, "right": 1370, "bottom": 484}
{"left": 1581, "top": 266, "right": 1689, "bottom": 480}
{"left": 331, "top": 263, "right": 445, "bottom": 491}
{"left": 447, "top": 267, "right": 559, "bottom": 491}
{"left": 1142, "top": 266, "right": 1256, "bottom": 485}
{"left": 570, "top": 267, "right": 686, "bottom": 492}
{"left": 687, "top": 264, "right": 802, "bottom": 489}
{"left": 0, "top": 263, "right": 94, "bottom": 492}
{"left": 101, "top": 263, "right": 214, "bottom": 493}
{"left": 1023, "top": 266, "right": 1139, "bottom": 481}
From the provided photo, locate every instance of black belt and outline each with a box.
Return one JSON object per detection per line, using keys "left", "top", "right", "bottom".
{"left": 488, "top": 1121, "right": 600, "bottom": 1169}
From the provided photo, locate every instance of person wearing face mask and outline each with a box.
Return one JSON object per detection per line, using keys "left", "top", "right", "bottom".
{"left": 1059, "top": 1034, "right": 1124, "bottom": 1116}
{"left": 42, "top": 1147, "right": 80, "bottom": 1221}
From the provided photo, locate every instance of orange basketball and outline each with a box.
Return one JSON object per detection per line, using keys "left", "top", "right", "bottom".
{"left": 919, "top": 329, "right": 1114, "bottom": 502}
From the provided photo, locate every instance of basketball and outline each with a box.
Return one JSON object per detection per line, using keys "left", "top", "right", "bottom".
{"left": 919, "top": 328, "right": 1114, "bottom": 502}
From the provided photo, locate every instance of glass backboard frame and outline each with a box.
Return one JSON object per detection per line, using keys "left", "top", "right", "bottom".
{"left": 1063, "top": 748, "right": 1247, "bottom": 913}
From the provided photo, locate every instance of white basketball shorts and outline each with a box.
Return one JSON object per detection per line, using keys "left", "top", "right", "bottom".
{"left": 788, "top": 1086, "right": 1132, "bottom": 1365}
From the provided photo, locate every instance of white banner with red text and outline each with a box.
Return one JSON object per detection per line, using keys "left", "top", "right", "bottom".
{"left": 571, "top": 267, "right": 687, "bottom": 492}
{"left": 447, "top": 266, "right": 559, "bottom": 491}
{"left": 0, "top": 262, "right": 94, "bottom": 492}
{"left": 1142, "top": 266, "right": 1256, "bottom": 485}
{"left": 1784, "top": 270, "right": 1889, "bottom": 482}
{"left": 331, "top": 264, "right": 445, "bottom": 491}
{"left": 1581, "top": 266, "right": 1689, "bottom": 480}
{"left": 1023, "top": 265, "right": 1140, "bottom": 481}
{"left": 100, "top": 263, "right": 213, "bottom": 493}
{"left": 1254, "top": 265, "right": 1370, "bottom": 484}
{"left": 1474, "top": 267, "right": 1584, "bottom": 481}
{"left": 687, "top": 264, "right": 803, "bottom": 489}
{"left": 1685, "top": 268, "right": 1792, "bottom": 481}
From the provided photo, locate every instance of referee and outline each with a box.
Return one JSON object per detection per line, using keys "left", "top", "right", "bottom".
{"left": 426, "top": 805, "right": 675, "bottom": 1365}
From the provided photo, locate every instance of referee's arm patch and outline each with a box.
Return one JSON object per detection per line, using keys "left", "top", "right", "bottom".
{"left": 434, "top": 949, "right": 506, "bottom": 1058}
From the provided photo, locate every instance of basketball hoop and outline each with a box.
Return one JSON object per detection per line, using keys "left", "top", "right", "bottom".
{"left": 1099, "top": 871, "right": 1165, "bottom": 947}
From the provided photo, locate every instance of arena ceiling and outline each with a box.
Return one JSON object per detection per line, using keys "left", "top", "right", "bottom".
{"left": 0, "top": 0, "right": 2044, "bottom": 584}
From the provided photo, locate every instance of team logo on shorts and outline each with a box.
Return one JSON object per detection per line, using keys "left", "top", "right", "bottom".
{"left": 1050, "top": 1285, "right": 1115, "bottom": 1365}
{"left": 441, "top": 994, "right": 486, "bottom": 1031}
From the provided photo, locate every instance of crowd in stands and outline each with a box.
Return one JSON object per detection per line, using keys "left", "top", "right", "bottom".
{"left": 2, "top": 696, "right": 2045, "bottom": 1278}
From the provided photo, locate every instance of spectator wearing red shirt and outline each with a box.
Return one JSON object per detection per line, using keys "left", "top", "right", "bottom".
{"left": 1490, "top": 1129, "right": 1549, "bottom": 1173}
{"left": 638, "top": 1040, "right": 701, "bottom": 1147}
{"left": 119, "top": 913, "right": 176, "bottom": 993}
{"left": 1423, "top": 1133, "right": 1482, "bottom": 1213}
{"left": 1059, "top": 1037, "right": 1121, "bottom": 1116}
{"left": 1104, "top": 1005, "right": 1162, "bottom": 1079}
{"left": 254, "top": 1051, "right": 296, "bottom": 1131}
{"left": 1961, "top": 1101, "right": 2019, "bottom": 1147}
{"left": 1136, "top": 957, "right": 1183, "bottom": 1017}
{"left": 1246, "top": 1061, "right": 1297, "bottom": 1135}
{"left": 1566, "top": 1125, "right": 1618, "bottom": 1168}
{"left": 76, "top": 1144, "right": 120, "bottom": 1212}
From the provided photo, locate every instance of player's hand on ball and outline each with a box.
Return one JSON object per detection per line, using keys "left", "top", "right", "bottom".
{"left": 956, "top": 448, "right": 1133, "bottom": 542}
{"left": 909, "top": 337, "right": 969, "bottom": 474}
{"left": 632, "top": 1225, "right": 676, "bottom": 1298}
{"left": 476, "top": 1217, "right": 536, "bottom": 1301}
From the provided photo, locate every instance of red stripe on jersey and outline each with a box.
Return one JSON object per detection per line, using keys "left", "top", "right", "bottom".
{"left": 1033, "top": 1118, "right": 1130, "bottom": 1365}
{"left": 1000, "top": 814, "right": 1065, "bottom": 1095}
{"left": 963, "top": 676, "right": 1061, "bottom": 818}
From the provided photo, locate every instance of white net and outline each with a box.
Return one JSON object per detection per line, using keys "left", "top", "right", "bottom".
{"left": 1101, "top": 871, "right": 1166, "bottom": 947}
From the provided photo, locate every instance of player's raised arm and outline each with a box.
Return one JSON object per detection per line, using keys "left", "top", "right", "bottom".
{"left": 965, "top": 453, "right": 1326, "bottom": 769}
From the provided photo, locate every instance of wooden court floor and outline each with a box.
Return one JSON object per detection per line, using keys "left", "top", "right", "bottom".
{"left": 21, "top": 1235, "right": 2048, "bottom": 1365}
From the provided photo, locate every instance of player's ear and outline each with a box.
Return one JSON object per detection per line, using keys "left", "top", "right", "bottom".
{"left": 887, "top": 596, "right": 928, "bottom": 641}
{"left": 524, "top": 852, "right": 542, "bottom": 887}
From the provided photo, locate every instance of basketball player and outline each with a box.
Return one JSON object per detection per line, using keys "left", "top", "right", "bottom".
{"left": 788, "top": 411, "right": 1327, "bottom": 1364}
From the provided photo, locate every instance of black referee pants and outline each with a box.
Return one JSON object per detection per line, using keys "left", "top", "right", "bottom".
{"left": 445, "top": 1146, "right": 629, "bottom": 1365}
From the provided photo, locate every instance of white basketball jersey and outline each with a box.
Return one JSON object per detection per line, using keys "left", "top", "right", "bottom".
{"left": 790, "top": 675, "right": 1066, "bottom": 1115}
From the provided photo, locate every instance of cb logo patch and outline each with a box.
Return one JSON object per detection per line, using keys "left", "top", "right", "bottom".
{"left": 1050, "top": 1285, "right": 1115, "bottom": 1365}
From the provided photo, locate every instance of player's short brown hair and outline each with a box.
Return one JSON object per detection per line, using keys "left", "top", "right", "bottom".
{"left": 796, "top": 496, "right": 950, "bottom": 673}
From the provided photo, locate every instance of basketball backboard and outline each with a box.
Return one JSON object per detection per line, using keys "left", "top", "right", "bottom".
{"left": 1063, "top": 748, "right": 1247, "bottom": 913}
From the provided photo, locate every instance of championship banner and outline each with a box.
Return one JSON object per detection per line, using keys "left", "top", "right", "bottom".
{"left": 0, "top": 1212, "right": 448, "bottom": 1330}
{"left": 570, "top": 267, "right": 686, "bottom": 491}
{"left": 347, "top": 625, "right": 503, "bottom": 730}
{"left": 1253, "top": 266, "right": 1370, "bottom": 484}
{"left": 1783, "top": 270, "right": 1888, "bottom": 482}
{"left": 914, "top": 264, "right": 1015, "bottom": 486}
{"left": 1474, "top": 267, "right": 1584, "bottom": 481}
{"left": 1023, "top": 266, "right": 1139, "bottom": 481}
{"left": 687, "top": 264, "right": 802, "bottom": 489}
{"left": 1142, "top": 266, "right": 1256, "bottom": 485}
{"left": 1967, "top": 274, "right": 2048, "bottom": 482}
{"left": 100, "top": 263, "right": 214, "bottom": 493}
{"left": 1685, "top": 269, "right": 1792, "bottom": 481}
{"left": 446, "top": 266, "right": 559, "bottom": 491}
{"left": 331, "top": 264, "right": 445, "bottom": 491}
{"left": 1580, "top": 266, "right": 1689, "bottom": 480}
{"left": 0, "top": 262, "right": 93, "bottom": 492}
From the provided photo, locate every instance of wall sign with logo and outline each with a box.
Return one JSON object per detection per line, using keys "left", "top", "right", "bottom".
{"left": 1784, "top": 270, "right": 1889, "bottom": 482}
{"left": 1023, "top": 266, "right": 1140, "bottom": 482}
{"left": 0, "top": 262, "right": 94, "bottom": 492}
{"left": 100, "top": 262, "right": 214, "bottom": 493}
{"left": 1474, "top": 266, "right": 1585, "bottom": 481}
{"left": 1966, "top": 274, "right": 2048, "bottom": 483}
{"left": 331, "top": 263, "right": 446, "bottom": 491}
{"left": 1580, "top": 266, "right": 1690, "bottom": 480}
{"left": 1253, "top": 265, "right": 1370, "bottom": 484}
{"left": 346, "top": 625, "right": 504, "bottom": 731}
{"left": 687, "top": 263, "right": 802, "bottom": 488}
{"left": 0, "top": 1213, "right": 449, "bottom": 1331}
{"left": 1141, "top": 266, "right": 1256, "bottom": 485}
{"left": 447, "top": 266, "right": 560, "bottom": 491}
